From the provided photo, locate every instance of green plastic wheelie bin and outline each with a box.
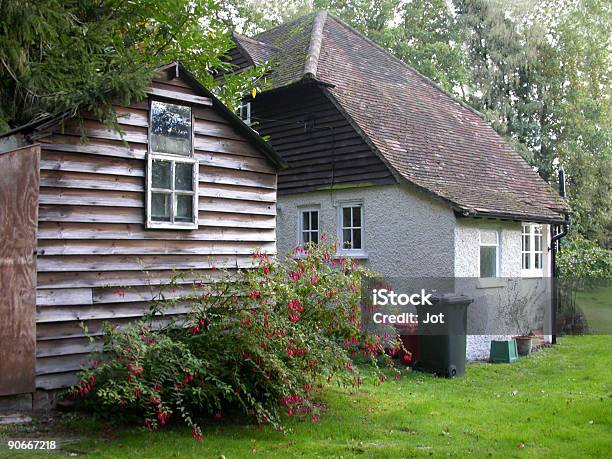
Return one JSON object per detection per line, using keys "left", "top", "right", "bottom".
{"left": 414, "top": 294, "right": 473, "bottom": 377}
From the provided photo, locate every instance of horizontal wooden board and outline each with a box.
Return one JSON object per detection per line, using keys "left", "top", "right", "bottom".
{"left": 39, "top": 188, "right": 143, "bottom": 208}
{"left": 36, "top": 288, "right": 93, "bottom": 306}
{"left": 41, "top": 150, "right": 144, "bottom": 177}
{"left": 37, "top": 221, "right": 275, "bottom": 242}
{"left": 37, "top": 254, "right": 258, "bottom": 272}
{"left": 40, "top": 170, "right": 144, "bottom": 192}
{"left": 38, "top": 239, "right": 275, "bottom": 256}
{"left": 37, "top": 301, "right": 193, "bottom": 323}
{"left": 37, "top": 267, "right": 235, "bottom": 289}
{"left": 41, "top": 137, "right": 147, "bottom": 160}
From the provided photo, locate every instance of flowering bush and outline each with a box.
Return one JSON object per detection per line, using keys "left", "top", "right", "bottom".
{"left": 72, "top": 242, "right": 402, "bottom": 439}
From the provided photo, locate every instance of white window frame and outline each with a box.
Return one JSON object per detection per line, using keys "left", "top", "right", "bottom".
{"left": 336, "top": 201, "right": 366, "bottom": 258}
{"left": 521, "top": 223, "right": 544, "bottom": 277}
{"left": 298, "top": 206, "right": 320, "bottom": 246}
{"left": 479, "top": 229, "right": 500, "bottom": 278}
{"left": 238, "top": 102, "right": 251, "bottom": 126}
{"left": 146, "top": 99, "right": 198, "bottom": 230}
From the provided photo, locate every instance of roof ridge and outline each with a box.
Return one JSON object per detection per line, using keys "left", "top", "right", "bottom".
{"left": 303, "top": 11, "right": 328, "bottom": 79}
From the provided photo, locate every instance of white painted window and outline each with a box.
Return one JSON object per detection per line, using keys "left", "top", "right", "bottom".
{"left": 146, "top": 100, "right": 198, "bottom": 229}
{"left": 298, "top": 208, "right": 319, "bottom": 245}
{"left": 479, "top": 229, "right": 499, "bottom": 278}
{"left": 238, "top": 102, "right": 251, "bottom": 126}
{"left": 337, "top": 202, "right": 365, "bottom": 256}
{"left": 522, "top": 224, "right": 543, "bottom": 276}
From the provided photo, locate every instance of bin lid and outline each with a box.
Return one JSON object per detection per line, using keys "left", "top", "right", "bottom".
{"left": 430, "top": 293, "right": 473, "bottom": 305}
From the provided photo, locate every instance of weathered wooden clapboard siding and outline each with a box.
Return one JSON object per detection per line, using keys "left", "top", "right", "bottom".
{"left": 34, "top": 72, "right": 278, "bottom": 389}
{"left": 252, "top": 84, "right": 395, "bottom": 194}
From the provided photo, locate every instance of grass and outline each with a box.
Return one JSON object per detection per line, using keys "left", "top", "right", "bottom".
{"left": 1, "top": 336, "right": 611, "bottom": 458}
{"left": 575, "top": 285, "right": 612, "bottom": 334}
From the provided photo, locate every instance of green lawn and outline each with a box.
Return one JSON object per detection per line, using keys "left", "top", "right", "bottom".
{"left": 575, "top": 285, "right": 612, "bottom": 334}
{"left": 2, "top": 336, "right": 611, "bottom": 458}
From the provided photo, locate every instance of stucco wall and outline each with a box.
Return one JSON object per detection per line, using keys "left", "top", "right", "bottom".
{"left": 276, "top": 184, "right": 456, "bottom": 278}
{"left": 454, "top": 219, "right": 552, "bottom": 359}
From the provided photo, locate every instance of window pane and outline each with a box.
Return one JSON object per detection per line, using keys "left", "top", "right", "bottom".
{"left": 522, "top": 253, "right": 530, "bottom": 270}
{"left": 480, "top": 246, "right": 497, "bottom": 278}
{"left": 175, "top": 195, "right": 193, "bottom": 222}
{"left": 343, "top": 207, "right": 351, "bottom": 228}
{"left": 311, "top": 211, "right": 318, "bottom": 231}
{"left": 302, "top": 231, "right": 309, "bottom": 244}
{"left": 175, "top": 163, "right": 193, "bottom": 191}
{"left": 353, "top": 228, "right": 362, "bottom": 249}
{"left": 535, "top": 234, "right": 542, "bottom": 252}
{"left": 311, "top": 230, "right": 319, "bottom": 244}
{"left": 152, "top": 160, "right": 171, "bottom": 189}
{"left": 522, "top": 233, "right": 530, "bottom": 252}
{"left": 151, "top": 192, "right": 171, "bottom": 221}
{"left": 352, "top": 206, "right": 361, "bottom": 227}
{"left": 343, "top": 229, "right": 352, "bottom": 249}
{"left": 302, "top": 212, "right": 310, "bottom": 231}
{"left": 150, "top": 101, "right": 192, "bottom": 156}
{"left": 480, "top": 230, "right": 497, "bottom": 246}
{"left": 535, "top": 253, "right": 542, "bottom": 269}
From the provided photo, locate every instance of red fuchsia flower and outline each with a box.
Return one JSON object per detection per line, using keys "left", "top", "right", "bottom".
{"left": 213, "top": 412, "right": 222, "bottom": 420}
{"left": 146, "top": 337, "right": 156, "bottom": 346}
{"left": 402, "top": 353, "right": 413, "bottom": 364}
{"left": 294, "top": 245, "right": 304, "bottom": 255}
{"left": 262, "top": 266, "right": 270, "bottom": 275}
{"left": 310, "top": 275, "right": 321, "bottom": 284}
{"left": 191, "top": 325, "right": 200, "bottom": 334}
{"left": 183, "top": 373, "right": 194, "bottom": 385}
{"left": 311, "top": 415, "right": 320, "bottom": 423}
{"left": 249, "top": 290, "right": 261, "bottom": 298}
{"left": 395, "top": 372, "right": 401, "bottom": 381}
{"left": 198, "top": 318, "right": 205, "bottom": 327}
{"left": 133, "top": 388, "right": 142, "bottom": 398}
{"left": 287, "top": 299, "right": 303, "bottom": 312}
{"left": 288, "top": 313, "right": 300, "bottom": 323}
{"left": 192, "top": 426, "right": 203, "bottom": 441}
{"left": 157, "top": 410, "right": 169, "bottom": 425}
{"left": 379, "top": 374, "right": 387, "bottom": 383}
{"left": 152, "top": 383, "right": 161, "bottom": 392}
{"left": 304, "top": 384, "right": 312, "bottom": 392}
{"left": 287, "top": 409, "right": 294, "bottom": 416}
{"left": 241, "top": 318, "right": 252, "bottom": 328}
{"left": 149, "top": 396, "right": 160, "bottom": 406}
{"left": 289, "top": 271, "right": 302, "bottom": 281}
{"left": 144, "top": 419, "right": 153, "bottom": 430}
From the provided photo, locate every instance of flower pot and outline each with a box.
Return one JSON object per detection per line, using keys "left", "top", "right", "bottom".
{"left": 513, "top": 336, "right": 533, "bottom": 356}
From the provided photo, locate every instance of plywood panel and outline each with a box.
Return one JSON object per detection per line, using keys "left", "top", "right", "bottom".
{"left": 0, "top": 145, "right": 39, "bottom": 396}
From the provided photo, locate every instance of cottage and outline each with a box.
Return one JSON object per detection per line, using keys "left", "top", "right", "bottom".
{"left": 0, "top": 63, "right": 284, "bottom": 408}
{"left": 227, "top": 12, "right": 570, "bottom": 359}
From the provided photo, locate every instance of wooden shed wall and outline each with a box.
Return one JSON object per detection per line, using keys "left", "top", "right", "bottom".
{"left": 251, "top": 85, "right": 395, "bottom": 194}
{"left": 35, "top": 73, "right": 277, "bottom": 390}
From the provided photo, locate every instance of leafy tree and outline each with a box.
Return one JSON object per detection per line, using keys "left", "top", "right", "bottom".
{"left": 0, "top": 0, "right": 266, "bottom": 133}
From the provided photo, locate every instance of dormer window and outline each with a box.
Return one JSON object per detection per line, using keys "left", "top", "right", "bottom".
{"left": 146, "top": 100, "right": 198, "bottom": 229}
{"left": 238, "top": 102, "right": 251, "bottom": 126}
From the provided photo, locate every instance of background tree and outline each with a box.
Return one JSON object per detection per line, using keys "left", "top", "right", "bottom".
{"left": 0, "top": 0, "right": 266, "bottom": 133}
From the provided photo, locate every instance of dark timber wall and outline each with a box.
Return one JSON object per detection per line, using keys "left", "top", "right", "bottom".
{"left": 31, "top": 72, "right": 277, "bottom": 390}
{"left": 251, "top": 84, "right": 395, "bottom": 194}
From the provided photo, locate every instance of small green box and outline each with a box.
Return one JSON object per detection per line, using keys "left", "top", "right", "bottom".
{"left": 490, "top": 339, "right": 518, "bottom": 363}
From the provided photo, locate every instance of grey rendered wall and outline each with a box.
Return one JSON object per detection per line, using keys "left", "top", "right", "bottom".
{"left": 276, "top": 184, "right": 456, "bottom": 278}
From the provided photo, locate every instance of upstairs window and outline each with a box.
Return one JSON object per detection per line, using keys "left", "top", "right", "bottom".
{"left": 238, "top": 102, "right": 251, "bottom": 126}
{"left": 337, "top": 202, "right": 365, "bottom": 256}
{"left": 146, "top": 100, "right": 198, "bottom": 229}
{"left": 522, "top": 224, "right": 543, "bottom": 276}
{"left": 299, "top": 208, "right": 319, "bottom": 245}
{"left": 479, "top": 229, "right": 499, "bottom": 278}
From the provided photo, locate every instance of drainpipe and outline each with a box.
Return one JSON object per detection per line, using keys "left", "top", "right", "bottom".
{"left": 550, "top": 166, "right": 570, "bottom": 344}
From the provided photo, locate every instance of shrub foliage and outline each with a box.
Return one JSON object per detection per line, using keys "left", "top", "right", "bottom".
{"left": 73, "top": 242, "right": 400, "bottom": 439}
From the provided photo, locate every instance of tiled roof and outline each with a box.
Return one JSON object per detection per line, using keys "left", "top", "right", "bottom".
{"left": 243, "top": 12, "right": 569, "bottom": 222}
